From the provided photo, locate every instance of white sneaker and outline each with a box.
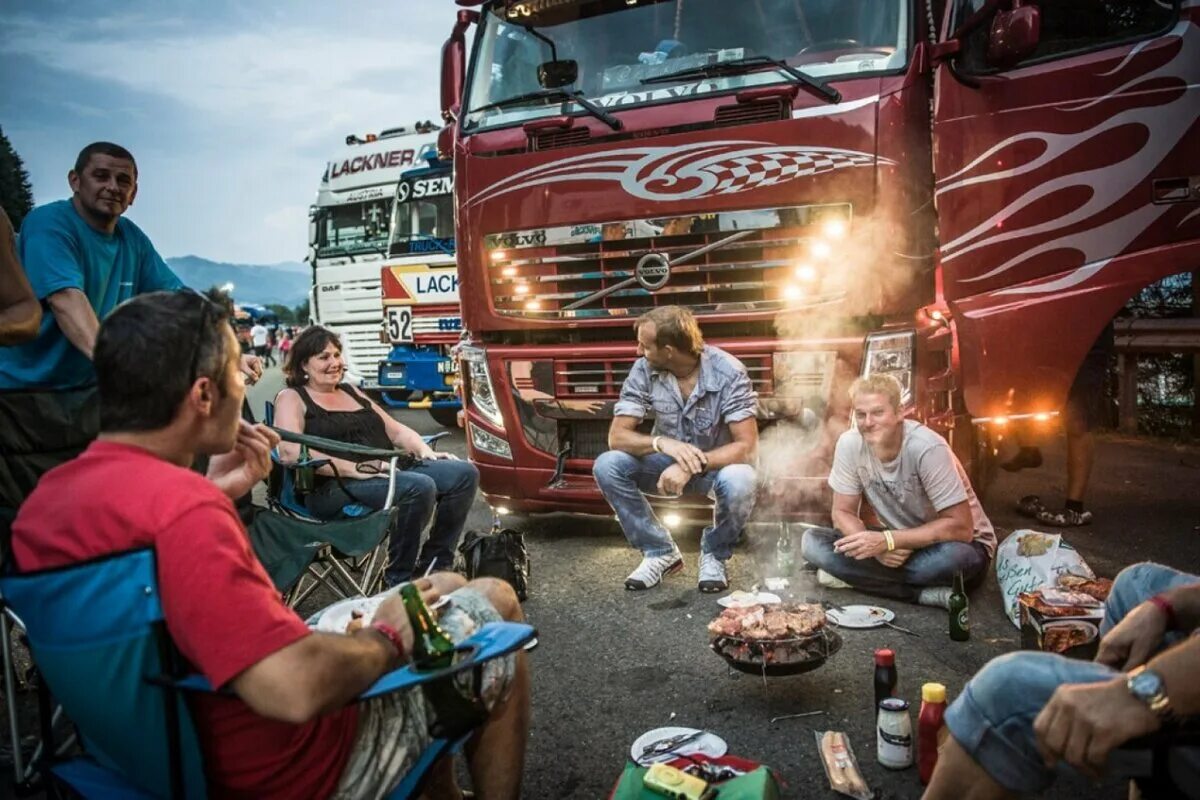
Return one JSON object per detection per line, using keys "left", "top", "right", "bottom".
{"left": 625, "top": 549, "right": 683, "bottom": 590}
{"left": 698, "top": 552, "right": 728, "bottom": 593}
{"left": 918, "top": 586, "right": 953, "bottom": 610}
{"left": 817, "top": 569, "right": 851, "bottom": 589}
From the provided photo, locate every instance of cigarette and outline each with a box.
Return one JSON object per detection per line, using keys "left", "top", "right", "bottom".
{"left": 423, "top": 561, "right": 437, "bottom": 578}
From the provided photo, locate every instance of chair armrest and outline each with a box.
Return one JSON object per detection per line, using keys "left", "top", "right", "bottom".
{"left": 360, "top": 621, "right": 536, "bottom": 700}
{"left": 270, "top": 427, "right": 409, "bottom": 463}
{"left": 271, "top": 451, "right": 331, "bottom": 471}
{"left": 423, "top": 431, "right": 450, "bottom": 451}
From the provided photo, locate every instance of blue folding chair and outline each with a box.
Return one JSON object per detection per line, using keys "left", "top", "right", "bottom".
{"left": 0, "top": 548, "right": 535, "bottom": 799}
{"left": 257, "top": 401, "right": 448, "bottom": 606}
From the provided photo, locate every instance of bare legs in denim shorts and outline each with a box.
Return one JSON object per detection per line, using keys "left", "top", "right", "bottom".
{"left": 332, "top": 574, "right": 530, "bottom": 800}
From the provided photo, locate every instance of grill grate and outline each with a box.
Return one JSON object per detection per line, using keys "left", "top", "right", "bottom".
{"left": 564, "top": 419, "right": 611, "bottom": 460}
{"left": 555, "top": 356, "right": 774, "bottom": 398}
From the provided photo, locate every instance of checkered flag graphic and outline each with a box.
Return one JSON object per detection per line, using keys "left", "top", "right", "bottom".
{"left": 708, "top": 150, "right": 877, "bottom": 195}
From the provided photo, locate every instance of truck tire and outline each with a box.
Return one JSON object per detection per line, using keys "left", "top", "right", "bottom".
{"left": 951, "top": 421, "right": 997, "bottom": 504}
{"left": 429, "top": 406, "right": 460, "bottom": 428}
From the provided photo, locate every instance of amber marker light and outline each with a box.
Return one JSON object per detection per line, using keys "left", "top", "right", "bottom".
{"left": 783, "top": 284, "right": 804, "bottom": 301}
{"left": 490, "top": 250, "right": 508, "bottom": 262}
{"left": 524, "top": 300, "right": 541, "bottom": 310}
{"left": 810, "top": 240, "right": 833, "bottom": 260}
{"left": 1034, "top": 412, "right": 1052, "bottom": 422}
{"left": 515, "top": 284, "right": 529, "bottom": 295}
{"left": 501, "top": 266, "right": 517, "bottom": 278}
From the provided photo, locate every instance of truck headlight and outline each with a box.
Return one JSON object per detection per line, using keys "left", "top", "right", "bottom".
{"left": 469, "top": 421, "right": 513, "bottom": 460}
{"left": 862, "top": 330, "right": 915, "bottom": 406}
{"left": 460, "top": 345, "right": 505, "bottom": 430}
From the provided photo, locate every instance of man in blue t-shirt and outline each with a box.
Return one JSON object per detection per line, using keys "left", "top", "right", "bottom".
{"left": 0, "top": 142, "right": 260, "bottom": 517}
{"left": 0, "top": 142, "right": 183, "bottom": 390}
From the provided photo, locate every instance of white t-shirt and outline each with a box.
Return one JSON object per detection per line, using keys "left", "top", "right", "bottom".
{"left": 250, "top": 324, "right": 268, "bottom": 347}
{"left": 828, "top": 420, "right": 996, "bottom": 557}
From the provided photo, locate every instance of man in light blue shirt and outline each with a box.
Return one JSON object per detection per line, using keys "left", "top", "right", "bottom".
{"left": 593, "top": 306, "right": 758, "bottom": 593}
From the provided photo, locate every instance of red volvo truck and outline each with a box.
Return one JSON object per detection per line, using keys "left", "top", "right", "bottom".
{"left": 439, "top": 0, "right": 1200, "bottom": 520}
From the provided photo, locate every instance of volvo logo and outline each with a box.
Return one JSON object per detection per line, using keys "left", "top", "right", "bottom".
{"left": 634, "top": 252, "right": 671, "bottom": 291}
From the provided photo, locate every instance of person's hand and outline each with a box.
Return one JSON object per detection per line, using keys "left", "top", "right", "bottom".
{"left": 834, "top": 530, "right": 889, "bottom": 560}
{"left": 239, "top": 353, "right": 264, "bottom": 385}
{"left": 1033, "top": 677, "right": 1161, "bottom": 778}
{"left": 659, "top": 437, "right": 707, "bottom": 475}
{"left": 656, "top": 462, "right": 691, "bottom": 496}
{"left": 876, "top": 549, "right": 912, "bottom": 568}
{"left": 206, "top": 421, "right": 280, "bottom": 500}
{"left": 1095, "top": 600, "right": 1169, "bottom": 670}
{"left": 419, "top": 447, "right": 459, "bottom": 461}
{"left": 370, "top": 596, "right": 417, "bottom": 660}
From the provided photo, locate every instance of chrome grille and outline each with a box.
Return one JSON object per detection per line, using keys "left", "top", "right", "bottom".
{"left": 555, "top": 355, "right": 774, "bottom": 399}
{"left": 411, "top": 303, "right": 463, "bottom": 344}
{"left": 486, "top": 203, "right": 851, "bottom": 320}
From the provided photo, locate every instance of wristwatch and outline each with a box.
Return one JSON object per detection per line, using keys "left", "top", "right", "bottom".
{"left": 1126, "top": 665, "right": 1172, "bottom": 719}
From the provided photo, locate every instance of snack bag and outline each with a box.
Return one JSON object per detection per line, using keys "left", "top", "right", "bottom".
{"left": 996, "top": 530, "right": 1095, "bottom": 627}
{"left": 815, "top": 731, "right": 873, "bottom": 800}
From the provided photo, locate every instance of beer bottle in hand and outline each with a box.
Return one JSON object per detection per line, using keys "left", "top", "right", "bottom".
{"left": 948, "top": 571, "right": 969, "bottom": 641}
{"left": 399, "top": 582, "right": 484, "bottom": 737}
{"left": 399, "top": 582, "right": 456, "bottom": 670}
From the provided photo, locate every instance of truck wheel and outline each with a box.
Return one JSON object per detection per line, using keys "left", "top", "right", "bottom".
{"left": 429, "top": 406, "right": 460, "bottom": 428}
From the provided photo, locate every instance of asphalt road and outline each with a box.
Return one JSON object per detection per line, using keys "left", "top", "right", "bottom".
{"left": 7, "top": 368, "right": 1193, "bottom": 799}
{"left": 242, "top": 367, "right": 1200, "bottom": 799}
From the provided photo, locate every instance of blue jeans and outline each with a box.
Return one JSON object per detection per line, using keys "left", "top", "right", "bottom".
{"left": 307, "top": 459, "right": 480, "bottom": 586}
{"left": 592, "top": 450, "right": 757, "bottom": 560}
{"left": 944, "top": 562, "right": 1200, "bottom": 794}
{"left": 799, "top": 526, "right": 989, "bottom": 602}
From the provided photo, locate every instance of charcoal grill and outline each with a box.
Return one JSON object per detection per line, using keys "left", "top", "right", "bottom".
{"left": 709, "top": 625, "right": 842, "bottom": 677}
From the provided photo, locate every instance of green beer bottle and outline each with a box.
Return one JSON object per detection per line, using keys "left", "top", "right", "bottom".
{"left": 948, "top": 571, "right": 969, "bottom": 641}
{"left": 399, "top": 582, "right": 457, "bottom": 670}
{"left": 295, "top": 442, "right": 314, "bottom": 494}
{"left": 399, "top": 583, "right": 483, "bottom": 736}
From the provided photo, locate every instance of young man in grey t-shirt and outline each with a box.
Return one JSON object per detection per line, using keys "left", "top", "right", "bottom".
{"left": 800, "top": 374, "right": 995, "bottom": 607}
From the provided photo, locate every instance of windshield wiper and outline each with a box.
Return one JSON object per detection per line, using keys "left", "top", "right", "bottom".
{"left": 640, "top": 55, "right": 840, "bottom": 104}
{"left": 472, "top": 88, "right": 622, "bottom": 131}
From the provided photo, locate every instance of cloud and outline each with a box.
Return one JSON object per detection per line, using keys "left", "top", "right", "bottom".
{"left": 0, "top": 1, "right": 447, "bottom": 264}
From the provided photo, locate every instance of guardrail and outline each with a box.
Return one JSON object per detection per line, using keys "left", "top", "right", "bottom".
{"left": 1113, "top": 317, "right": 1200, "bottom": 434}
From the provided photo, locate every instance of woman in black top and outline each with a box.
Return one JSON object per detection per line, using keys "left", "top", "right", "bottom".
{"left": 274, "top": 326, "right": 479, "bottom": 586}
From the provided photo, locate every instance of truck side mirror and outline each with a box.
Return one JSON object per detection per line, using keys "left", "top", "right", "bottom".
{"left": 307, "top": 207, "right": 318, "bottom": 248}
{"left": 441, "top": 10, "right": 479, "bottom": 123}
{"left": 986, "top": 3, "right": 1040, "bottom": 69}
{"left": 537, "top": 59, "right": 578, "bottom": 89}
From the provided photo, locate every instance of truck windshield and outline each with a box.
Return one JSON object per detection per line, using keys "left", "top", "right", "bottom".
{"left": 389, "top": 185, "right": 455, "bottom": 256}
{"left": 464, "top": 0, "right": 909, "bottom": 131}
{"left": 316, "top": 199, "right": 393, "bottom": 257}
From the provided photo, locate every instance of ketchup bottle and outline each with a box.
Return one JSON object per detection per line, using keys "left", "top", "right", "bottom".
{"left": 873, "top": 649, "right": 897, "bottom": 715}
{"left": 917, "top": 682, "right": 948, "bottom": 785}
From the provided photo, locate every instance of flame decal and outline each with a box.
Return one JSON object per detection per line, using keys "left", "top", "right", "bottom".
{"left": 468, "top": 140, "right": 889, "bottom": 207}
{"left": 936, "top": 21, "right": 1197, "bottom": 297}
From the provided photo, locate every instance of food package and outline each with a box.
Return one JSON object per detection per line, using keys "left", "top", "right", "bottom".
{"left": 995, "top": 530, "right": 1096, "bottom": 628}
{"left": 1019, "top": 592, "right": 1105, "bottom": 659}
{"left": 815, "top": 730, "right": 873, "bottom": 800}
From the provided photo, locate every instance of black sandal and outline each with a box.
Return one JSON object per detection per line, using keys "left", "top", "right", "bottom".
{"left": 1036, "top": 508, "right": 1093, "bottom": 527}
{"left": 1016, "top": 495, "right": 1045, "bottom": 518}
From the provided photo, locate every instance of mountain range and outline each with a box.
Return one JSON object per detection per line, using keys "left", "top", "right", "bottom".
{"left": 166, "top": 255, "right": 310, "bottom": 308}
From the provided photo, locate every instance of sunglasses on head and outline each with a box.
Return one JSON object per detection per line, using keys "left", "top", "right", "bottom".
{"left": 179, "top": 288, "right": 224, "bottom": 386}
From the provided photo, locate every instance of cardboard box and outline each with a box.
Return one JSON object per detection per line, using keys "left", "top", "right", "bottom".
{"left": 1018, "top": 593, "right": 1105, "bottom": 660}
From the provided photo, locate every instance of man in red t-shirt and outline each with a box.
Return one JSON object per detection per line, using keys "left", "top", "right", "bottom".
{"left": 11, "top": 291, "right": 530, "bottom": 799}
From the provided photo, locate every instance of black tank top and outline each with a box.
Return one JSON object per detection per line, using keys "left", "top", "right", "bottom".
{"left": 295, "top": 384, "right": 393, "bottom": 451}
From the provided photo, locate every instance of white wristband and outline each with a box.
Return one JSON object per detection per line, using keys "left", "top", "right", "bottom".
{"left": 652, "top": 436, "right": 662, "bottom": 453}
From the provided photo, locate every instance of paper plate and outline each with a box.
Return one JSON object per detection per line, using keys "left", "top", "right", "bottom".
{"left": 630, "top": 727, "right": 728, "bottom": 766}
{"left": 717, "top": 591, "right": 782, "bottom": 609}
{"left": 314, "top": 595, "right": 386, "bottom": 634}
{"left": 826, "top": 604, "right": 896, "bottom": 629}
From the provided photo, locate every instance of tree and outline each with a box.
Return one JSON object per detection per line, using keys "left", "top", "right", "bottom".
{"left": 0, "top": 127, "right": 34, "bottom": 231}
{"left": 266, "top": 303, "right": 295, "bottom": 324}
{"left": 292, "top": 299, "right": 311, "bottom": 324}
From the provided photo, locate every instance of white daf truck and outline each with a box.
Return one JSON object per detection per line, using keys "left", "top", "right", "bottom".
{"left": 307, "top": 123, "right": 440, "bottom": 391}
